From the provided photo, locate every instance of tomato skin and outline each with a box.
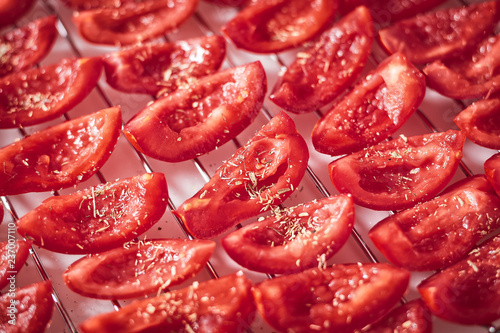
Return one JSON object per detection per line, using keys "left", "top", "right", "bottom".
{"left": 73, "top": 0, "right": 199, "bottom": 46}
{"left": 222, "top": 0, "right": 338, "bottom": 53}
{"left": 0, "top": 239, "right": 32, "bottom": 290}
{"left": 123, "top": 61, "right": 266, "bottom": 163}
{"left": 379, "top": 1, "right": 500, "bottom": 64}
{"left": 16, "top": 172, "right": 167, "bottom": 254}
{"left": 253, "top": 263, "right": 410, "bottom": 333}
{"left": 369, "top": 175, "right": 500, "bottom": 271}
{"left": 485, "top": 152, "right": 500, "bottom": 197}
{"left": 221, "top": 195, "right": 354, "bottom": 274}
{"left": 64, "top": 238, "right": 214, "bottom": 299}
{"left": 0, "top": 57, "right": 103, "bottom": 128}
{"left": 418, "top": 234, "right": 500, "bottom": 325}
{"left": 0, "top": 106, "right": 121, "bottom": 196}
{"left": 312, "top": 52, "right": 426, "bottom": 156}
{"left": 329, "top": 130, "right": 466, "bottom": 211}
{"left": 174, "top": 112, "right": 309, "bottom": 239}
{"left": 269, "top": 6, "right": 374, "bottom": 114}
{"left": 79, "top": 272, "right": 255, "bottom": 333}
{"left": 103, "top": 35, "right": 226, "bottom": 97}
{"left": 0, "top": 0, "right": 36, "bottom": 28}
{"left": 0, "top": 280, "right": 54, "bottom": 333}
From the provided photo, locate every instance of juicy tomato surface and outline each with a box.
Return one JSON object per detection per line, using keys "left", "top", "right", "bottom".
{"left": 0, "top": 0, "right": 36, "bottom": 28}
{"left": 424, "top": 34, "right": 500, "bottom": 100}
{"left": 329, "top": 130, "right": 465, "bottom": 211}
{"left": 17, "top": 172, "right": 168, "bottom": 254}
{"left": 361, "top": 299, "right": 432, "bottom": 333}
{"left": 253, "top": 263, "right": 410, "bottom": 333}
{"left": 174, "top": 111, "right": 309, "bottom": 239}
{"left": 453, "top": 97, "right": 500, "bottom": 149}
{"left": 485, "top": 152, "right": 500, "bottom": 197}
{"left": 378, "top": 1, "right": 500, "bottom": 64}
{"left": 0, "top": 239, "right": 32, "bottom": 290}
{"left": 0, "top": 106, "right": 121, "bottom": 196}
{"left": 369, "top": 175, "right": 500, "bottom": 271}
{"left": 79, "top": 272, "right": 255, "bottom": 332}
{"left": 124, "top": 61, "right": 266, "bottom": 162}
{"left": 60, "top": 0, "right": 141, "bottom": 10}
{"left": 418, "top": 234, "right": 500, "bottom": 325}
{"left": 0, "top": 57, "right": 103, "bottom": 128}
{"left": 103, "top": 35, "right": 226, "bottom": 96}
{"left": 221, "top": 194, "right": 354, "bottom": 274}
{"left": 269, "top": 5, "right": 374, "bottom": 114}
{"left": 64, "top": 238, "right": 215, "bottom": 299}
{"left": 312, "top": 52, "right": 426, "bottom": 156}
{"left": 73, "top": 0, "right": 199, "bottom": 45}
{"left": 0, "top": 16, "right": 58, "bottom": 77}
{"left": 0, "top": 280, "right": 54, "bottom": 333}
{"left": 222, "top": 0, "right": 338, "bottom": 53}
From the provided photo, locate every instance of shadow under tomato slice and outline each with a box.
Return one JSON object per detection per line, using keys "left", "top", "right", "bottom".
{"left": 0, "top": 239, "right": 32, "bottom": 290}
{"left": 269, "top": 5, "right": 374, "bottom": 114}
{"left": 253, "top": 263, "right": 410, "bottom": 333}
{"left": 221, "top": 194, "right": 354, "bottom": 274}
{"left": 103, "top": 35, "right": 226, "bottom": 96}
{"left": 329, "top": 130, "right": 466, "bottom": 211}
{"left": 124, "top": 61, "right": 267, "bottom": 163}
{"left": 0, "top": 106, "right": 121, "bottom": 196}
{"left": 17, "top": 172, "right": 168, "bottom": 254}
{"left": 79, "top": 272, "right": 255, "bottom": 333}
{"left": 222, "top": 0, "right": 338, "bottom": 53}
{"left": 0, "top": 57, "right": 103, "bottom": 129}
{"left": 174, "top": 111, "right": 309, "bottom": 239}
{"left": 485, "top": 152, "right": 500, "bottom": 197}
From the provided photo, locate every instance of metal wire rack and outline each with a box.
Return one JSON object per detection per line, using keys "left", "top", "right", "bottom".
{"left": 1, "top": 0, "right": 499, "bottom": 332}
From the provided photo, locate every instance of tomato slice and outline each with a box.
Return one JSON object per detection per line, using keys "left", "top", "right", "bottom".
{"left": 174, "top": 111, "right": 309, "bottom": 239}
{"left": 312, "top": 52, "right": 426, "bottom": 157}
{"left": 0, "top": 106, "right": 121, "bottom": 196}
{"left": 73, "top": 0, "right": 199, "bottom": 46}
{"left": 378, "top": 1, "right": 500, "bottom": 64}
{"left": 485, "top": 152, "right": 500, "bottom": 197}
{"left": 253, "top": 263, "right": 410, "bottom": 333}
{"left": 369, "top": 175, "right": 500, "bottom": 271}
{"left": 329, "top": 130, "right": 466, "bottom": 211}
{"left": 0, "top": 280, "right": 54, "bottom": 333}
{"left": 79, "top": 272, "right": 255, "bottom": 332}
{"left": 222, "top": 0, "right": 338, "bottom": 53}
{"left": 269, "top": 6, "right": 374, "bottom": 114}
{"left": 124, "top": 61, "right": 267, "bottom": 163}
{"left": 17, "top": 172, "right": 167, "bottom": 254}
{"left": 418, "top": 234, "right": 500, "bottom": 325}
{"left": 0, "top": 57, "right": 103, "bottom": 129}
{"left": 221, "top": 194, "right": 354, "bottom": 274}
{"left": 60, "top": 0, "right": 137, "bottom": 10}
{"left": 0, "top": 0, "right": 36, "bottom": 28}
{"left": 0, "top": 16, "right": 58, "bottom": 78}
{"left": 0, "top": 239, "right": 32, "bottom": 290}
{"left": 103, "top": 35, "right": 226, "bottom": 97}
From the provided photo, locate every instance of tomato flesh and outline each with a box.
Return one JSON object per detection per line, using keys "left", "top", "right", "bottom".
{"left": 0, "top": 0, "right": 36, "bottom": 28}
{"left": 485, "top": 152, "right": 500, "bottom": 197}
{"left": 0, "top": 239, "right": 32, "bottom": 290}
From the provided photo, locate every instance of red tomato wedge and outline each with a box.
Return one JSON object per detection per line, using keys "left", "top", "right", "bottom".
{"left": 269, "top": 6, "right": 374, "bottom": 114}
{"left": 79, "top": 272, "right": 255, "bottom": 332}
{"left": 379, "top": 1, "right": 500, "bottom": 64}
{"left": 124, "top": 61, "right": 267, "bottom": 162}
{"left": 0, "top": 106, "right": 121, "bottom": 196}
{"left": 453, "top": 97, "right": 500, "bottom": 149}
{"left": 329, "top": 130, "right": 465, "bottom": 211}
{"left": 0, "top": 239, "right": 32, "bottom": 290}
{"left": 61, "top": 0, "right": 139, "bottom": 10}
{"left": 0, "top": 57, "right": 103, "bottom": 128}
{"left": 73, "top": 0, "right": 199, "bottom": 46}
{"left": 312, "top": 52, "right": 426, "bottom": 157}
{"left": 369, "top": 175, "right": 500, "bottom": 271}
{"left": 103, "top": 35, "right": 226, "bottom": 97}
{"left": 173, "top": 111, "right": 309, "bottom": 239}
{"left": 0, "top": 16, "right": 58, "bottom": 78}
{"left": 64, "top": 238, "right": 214, "bottom": 299}
{"left": 221, "top": 194, "right": 354, "bottom": 274}
{"left": 485, "top": 152, "right": 500, "bottom": 197}
{"left": 361, "top": 299, "right": 432, "bottom": 333}
{"left": 418, "top": 234, "right": 500, "bottom": 325}
{"left": 16, "top": 172, "right": 167, "bottom": 254}
{"left": 0, "top": 280, "right": 54, "bottom": 333}
{"left": 253, "top": 263, "right": 410, "bottom": 333}
{"left": 222, "top": 0, "right": 338, "bottom": 53}
{"left": 0, "top": 0, "right": 36, "bottom": 28}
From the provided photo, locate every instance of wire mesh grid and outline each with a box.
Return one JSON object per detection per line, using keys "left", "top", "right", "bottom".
{"left": 1, "top": 0, "right": 499, "bottom": 332}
